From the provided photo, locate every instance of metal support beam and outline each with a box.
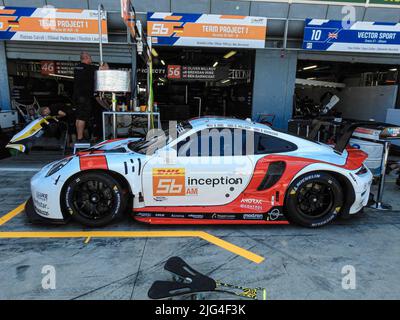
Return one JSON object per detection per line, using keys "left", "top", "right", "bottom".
{"left": 131, "top": 42, "right": 138, "bottom": 107}
{"left": 0, "top": 42, "right": 11, "bottom": 111}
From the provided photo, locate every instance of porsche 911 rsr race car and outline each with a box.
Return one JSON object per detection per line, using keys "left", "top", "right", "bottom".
{"left": 26, "top": 117, "right": 373, "bottom": 228}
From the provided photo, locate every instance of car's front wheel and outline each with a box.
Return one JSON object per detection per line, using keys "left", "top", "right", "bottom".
{"left": 61, "top": 171, "right": 128, "bottom": 227}
{"left": 285, "top": 172, "right": 343, "bottom": 228}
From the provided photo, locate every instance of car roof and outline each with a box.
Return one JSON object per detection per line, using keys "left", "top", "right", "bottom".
{"left": 187, "top": 116, "right": 338, "bottom": 153}
{"left": 188, "top": 116, "right": 273, "bottom": 131}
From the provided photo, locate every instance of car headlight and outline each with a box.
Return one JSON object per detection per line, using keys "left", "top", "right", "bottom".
{"left": 46, "top": 157, "right": 72, "bottom": 177}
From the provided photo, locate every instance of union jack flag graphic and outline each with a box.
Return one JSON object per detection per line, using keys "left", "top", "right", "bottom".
{"left": 328, "top": 32, "right": 338, "bottom": 39}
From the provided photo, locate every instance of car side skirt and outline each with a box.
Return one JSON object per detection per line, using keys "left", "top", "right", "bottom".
{"left": 133, "top": 207, "right": 289, "bottom": 225}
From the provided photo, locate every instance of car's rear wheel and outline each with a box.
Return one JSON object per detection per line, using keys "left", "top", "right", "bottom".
{"left": 62, "top": 171, "right": 128, "bottom": 227}
{"left": 285, "top": 172, "right": 343, "bottom": 228}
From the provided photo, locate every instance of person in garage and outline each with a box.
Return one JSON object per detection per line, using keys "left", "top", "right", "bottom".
{"left": 39, "top": 103, "right": 69, "bottom": 119}
{"left": 39, "top": 103, "right": 72, "bottom": 140}
{"left": 73, "top": 51, "right": 108, "bottom": 143}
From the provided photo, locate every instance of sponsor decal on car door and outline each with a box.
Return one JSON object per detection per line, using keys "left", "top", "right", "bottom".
{"left": 152, "top": 168, "right": 186, "bottom": 196}
{"left": 143, "top": 156, "right": 254, "bottom": 206}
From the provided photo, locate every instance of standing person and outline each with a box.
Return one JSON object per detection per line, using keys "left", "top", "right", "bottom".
{"left": 73, "top": 52, "right": 109, "bottom": 143}
{"left": 73, "top": 52, "right": 97, "bottom": 143}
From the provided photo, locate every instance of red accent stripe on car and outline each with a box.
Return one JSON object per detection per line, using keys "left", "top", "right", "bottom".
{"left": 134, "top": 216, "right": 290, "bottom": 225}
{"left": 79, "top": 155, "right": 108, "bottom": 170}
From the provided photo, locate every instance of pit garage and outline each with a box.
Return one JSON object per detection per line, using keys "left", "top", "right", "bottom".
{"left": 294, "top": 59, "right": 399, "bottom": 123}
{"left": 1, "top": 0, "right": 400, "bottom": 303}
{"left": 137, "top": 47, "right": 255, "bottom": 124}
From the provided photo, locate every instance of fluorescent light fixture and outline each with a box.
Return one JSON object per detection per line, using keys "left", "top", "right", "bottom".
{"left": 160, "top": 59, "right": 165, "bottom": 66}
{"left": 221, "top": 79, "right": 230, "bottom": 84}
{"left": 307, "top": 77, "right": 316, "bottom": 80}
{"left": 151, "top": 48, "right": 158, "bottom": 57}
{"left": 389, "top": 68, "right": 397, "bottom": 72}
{"left": 303, "top": 65, "right": 318, "bottom": 70}
{"left": 223, "top": 51, "right": 237, "bottom": 59}
{"left": 213, "top": 61, "right": 218, "bottom": 67}
{"left": 49, "top": 74, "right": 74, "bottom": 79}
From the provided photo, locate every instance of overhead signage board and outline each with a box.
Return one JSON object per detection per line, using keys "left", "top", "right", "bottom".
{"left": 0, "top": 6, "right": 108, "bottom": 43}
{"left": 369, "top": 0, "right": 400, "bottom": 5}
{"left": 303, "top": 0, "right": 399, "bottom": 4}
{"left": 166, "top": 65, "right": 229, "bottom": 81}
{"left": 302, "top": 19, "right": 400, "bottom": 54}
{"left": 147, "top": 12, "right": 267, "bottom": 49}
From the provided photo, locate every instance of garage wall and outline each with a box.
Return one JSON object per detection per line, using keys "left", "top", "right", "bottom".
{"left": 5, "top": 42, "right": 133, "bottom": 64}
{"left": 336, "top": 85, "right": 398, "bottom": 122}
{"left": 252, "top": 50, "right": 297, "bottom": 129}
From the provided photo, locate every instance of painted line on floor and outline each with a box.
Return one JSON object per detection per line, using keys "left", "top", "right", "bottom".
{"left": 0, "top": 202, "right": 26, "bottom": 226}
{"left": 0, "top": 230, "right": 265, "bottom": 264}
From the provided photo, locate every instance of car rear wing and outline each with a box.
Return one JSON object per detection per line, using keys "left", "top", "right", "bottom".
{"left": 308, "top": 118, "right": 400, "bottom": 154}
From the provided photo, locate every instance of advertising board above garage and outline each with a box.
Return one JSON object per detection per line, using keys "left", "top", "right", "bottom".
{"left": 302, "top": 0, "right": 399, "bottom": 4}
{"left": 147, "top": 12, "right": 267, "bottom": 49}
{"left": 0, "top": 6, "right": 108, "bottom": 43}
{"left": 302, "top": 19, "right": 400, "bottom": 54}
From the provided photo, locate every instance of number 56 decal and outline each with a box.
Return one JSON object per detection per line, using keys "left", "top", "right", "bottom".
{"left": 152, "top": 168, "right": 186, "bottom": 196}
{"left": 150, "top": 23, "right": 169, "bottom": 35}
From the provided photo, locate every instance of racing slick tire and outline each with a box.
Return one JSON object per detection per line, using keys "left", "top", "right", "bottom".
{"left": 285, "top": 172, "right": 343, "bottom": 228}
{"left": 61, "top": 171, "right": 128, "bottom": 227}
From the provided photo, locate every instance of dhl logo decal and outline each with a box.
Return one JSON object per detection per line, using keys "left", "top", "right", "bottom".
{"left": 152, "top": 168, "right": 185, "bottom": 176}
{"left": 152, "top": 168, "right": 186, "bottom": 196}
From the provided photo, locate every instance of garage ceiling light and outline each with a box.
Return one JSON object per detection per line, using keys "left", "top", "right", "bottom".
{"left": 161, "top": 59, "right": 165, "bottom": 66}
{"left": 213, "top": 61, "right": 218, "bottom": 67}
{"left": 223, "top": 51, "right": 237, "bottom": 59}
{"left": 389, "top": 68, "right": 397, "bottom": 72}
{"left": 221, "top": 79, "right": 230, "bottom": 84}
{"left": 303, "top": 65, "right": 318, "bottom": 70}
{"left": 151, "top": 48, "right": 158, "bottom": 57}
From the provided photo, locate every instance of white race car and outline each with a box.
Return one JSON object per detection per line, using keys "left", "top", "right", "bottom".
{"left": 26, "top": 117, "right": 373, "bottom": 228}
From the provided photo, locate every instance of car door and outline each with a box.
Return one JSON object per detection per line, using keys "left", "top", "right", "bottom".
{"left": 142, "top": 127, "right": 254, "bottom": 207}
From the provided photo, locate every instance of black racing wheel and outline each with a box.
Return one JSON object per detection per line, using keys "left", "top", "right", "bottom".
{"left": 285, "top": 172, "right": 343, "bottom": 228}
{"left": 61, "top": 171, "right": 128, "bottom": 227}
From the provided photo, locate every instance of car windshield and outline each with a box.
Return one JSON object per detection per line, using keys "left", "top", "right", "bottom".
{"left": 128, "top": 121, "right": 192, "bottom": 155}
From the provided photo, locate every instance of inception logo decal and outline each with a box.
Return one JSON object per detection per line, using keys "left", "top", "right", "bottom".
{"left": 152, "top": 168, "right": 243, "bottom": 197}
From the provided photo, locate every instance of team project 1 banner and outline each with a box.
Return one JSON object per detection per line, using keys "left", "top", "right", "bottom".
{"left": 147, "top": 12, "right": 267, "bottom": 49}
{"left": 0, "top": 6, "right": 108, "bottom": 43}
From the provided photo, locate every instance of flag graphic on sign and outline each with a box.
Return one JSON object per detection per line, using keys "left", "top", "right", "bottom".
{"left": 173, "top": 25, "right": 184, "bottom": 33}
{"left": 8, "top": 20, "right": 19, "bottom": 28}
{"left": 328, "top": 32, "right": 338, "bottom": 39}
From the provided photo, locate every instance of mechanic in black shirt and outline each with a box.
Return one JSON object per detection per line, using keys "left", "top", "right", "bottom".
{"left": 73, "top": 52, "right": 97, "bottom": 142}
{"left": 39, "top": 103, "right": 69, "bottom": 119}
{"left": 39, "top": 103, "right": 72, "bottom": 140}
{"left": 73, "top": 51, "right": 108, "bottom": 143}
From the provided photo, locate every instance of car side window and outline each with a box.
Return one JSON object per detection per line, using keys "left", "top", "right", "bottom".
{"left": 176, "top": 128, "right": 246, "bottom": 157}
{"left": 252, "top": 132, "right": 297, "bottom": 155}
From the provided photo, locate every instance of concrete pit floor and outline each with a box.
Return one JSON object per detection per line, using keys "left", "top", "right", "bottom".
{"left": 0, "top": 157, "right": 400, "bottom": 300}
